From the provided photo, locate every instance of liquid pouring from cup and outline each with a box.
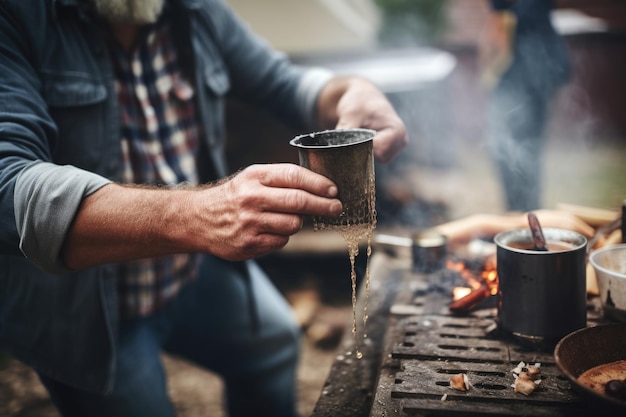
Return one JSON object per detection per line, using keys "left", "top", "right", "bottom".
{"left": 290, "top": 128, "right": 377, "bottom": 360}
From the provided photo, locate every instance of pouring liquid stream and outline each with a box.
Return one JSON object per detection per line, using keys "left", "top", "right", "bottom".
{"left": 312, "top": 165, "right": 376, "bottom": 359}
{"left": 336, "top": 224, "right": 374, "bottom": 359}
{"left": 291, "top": 128, "right": 377, "bottom": 359}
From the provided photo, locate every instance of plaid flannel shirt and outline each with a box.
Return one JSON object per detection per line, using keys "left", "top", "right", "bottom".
{"left": 111, "top": 20, "right": 201, "bottom": 318}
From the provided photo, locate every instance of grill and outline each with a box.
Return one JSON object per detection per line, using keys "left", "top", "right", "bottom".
{"left": 369, "top": 268, "right": 606, "bottom": 417}
{"left": 311, "top": 252, "right": 610, "bottom": 417}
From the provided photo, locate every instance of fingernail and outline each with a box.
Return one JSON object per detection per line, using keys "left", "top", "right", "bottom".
{"left": 331, "top": 200, "right": 343, "bottom": 215}
{"left": 328, "top": 185, "right": 338, "bottom": 197}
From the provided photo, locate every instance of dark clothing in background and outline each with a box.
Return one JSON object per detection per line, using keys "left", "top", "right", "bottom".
{"left": 487, "top": 0, "right": 571, "bottom": 211}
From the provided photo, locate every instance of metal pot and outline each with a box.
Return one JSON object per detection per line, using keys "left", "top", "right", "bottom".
{"left": 494, "top": 228, "right": 587, "bottom": 348}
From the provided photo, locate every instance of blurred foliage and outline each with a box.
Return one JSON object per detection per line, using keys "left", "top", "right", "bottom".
{"left": 373, "top": 0, "right": 449, "bottom": 46}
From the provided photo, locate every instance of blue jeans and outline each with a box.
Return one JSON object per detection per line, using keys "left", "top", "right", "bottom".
{"left": 38, "top": 257, "right": 301, "bottom": 417}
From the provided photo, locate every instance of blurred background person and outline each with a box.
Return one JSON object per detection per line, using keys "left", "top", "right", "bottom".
{"left": 481, "top": 0, "right": 571, "bottom": 211}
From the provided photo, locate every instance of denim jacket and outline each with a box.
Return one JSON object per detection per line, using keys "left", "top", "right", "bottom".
{"left": 0, "top": 0, "right": 331, "bottom": 394}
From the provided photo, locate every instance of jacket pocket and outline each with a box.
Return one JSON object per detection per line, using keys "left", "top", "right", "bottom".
{"left": 40, "top": 71, "right": 107, "bottom": 107}
{"left": 39, "top": 71, "right": 111, "bottom": 169}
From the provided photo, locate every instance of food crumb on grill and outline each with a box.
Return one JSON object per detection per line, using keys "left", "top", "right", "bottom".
{"left": 526, "top": 365, "right": 542, "bottom": 380}
{"left": 511, "top": 362, "right": 542, "bottom": 396}
{"left": 441, "top": 393, "right": 448, "bottom": 401}
{"left": 449, "top": 373, "right": 470, "bottom": 391}
{"left": 514, "top": 377, "right": 538, "bottom": 396}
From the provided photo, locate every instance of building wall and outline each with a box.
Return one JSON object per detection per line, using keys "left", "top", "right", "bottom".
{"left": 227, "top": 0, "right": 381, "bottom": 53}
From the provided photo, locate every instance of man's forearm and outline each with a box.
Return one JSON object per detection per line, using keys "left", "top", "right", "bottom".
{"left": 14, "top": 162, "right": 212, "bottom": 271}
{"left": 60, "top": 183, "right": 204, "bottom": 270}
{"left": 59, "top": 163, "right": 344, "bottom": 271}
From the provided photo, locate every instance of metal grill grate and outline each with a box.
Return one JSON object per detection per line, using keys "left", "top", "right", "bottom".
{"left": 369, "top": 270, "right": 606, "bottom": 417}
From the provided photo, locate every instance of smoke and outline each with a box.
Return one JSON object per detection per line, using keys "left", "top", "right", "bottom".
{"left": 373, "top": 1, "right": 626, "bottom": 222}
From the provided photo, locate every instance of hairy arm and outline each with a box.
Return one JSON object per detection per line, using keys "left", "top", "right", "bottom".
{"left": 61, "top": 164, "right": 342, "bottom": 270}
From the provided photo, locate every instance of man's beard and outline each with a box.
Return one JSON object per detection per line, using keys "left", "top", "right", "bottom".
{"left": 90, "top": 0, "right": 165, "bottom": 24}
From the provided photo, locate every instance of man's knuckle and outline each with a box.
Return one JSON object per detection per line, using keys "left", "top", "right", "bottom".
{"left": 284, "top": 164, "right": 301, "bottom": 183}
{"left": 285, "top": 192, "right": 307, "bottom": 211}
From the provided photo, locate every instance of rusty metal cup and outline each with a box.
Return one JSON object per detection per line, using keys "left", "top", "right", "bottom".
{"left": 290, "top": 128, "right": 377, "bottom": 230}
{"left": 494, "top": 228, "right": 587, "bottom": 348}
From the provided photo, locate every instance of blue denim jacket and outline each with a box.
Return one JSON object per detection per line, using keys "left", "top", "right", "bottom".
{"left": 0, "top": 0, "right": 331, "bottom": 394}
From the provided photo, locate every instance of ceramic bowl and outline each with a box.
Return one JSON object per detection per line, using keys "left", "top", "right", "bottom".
{"left": 589, "top": 244, "right": 626, "bottom": 322}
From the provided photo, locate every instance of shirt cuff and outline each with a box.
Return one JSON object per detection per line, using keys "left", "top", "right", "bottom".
{"left": 14, "top": 161, "right": 112, "bottom": 273}
{"left": 296, "top": 67, "right": 334, "bottom": 130}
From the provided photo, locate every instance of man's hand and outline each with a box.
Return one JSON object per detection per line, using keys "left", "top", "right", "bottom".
{"left": 317, "top": 76, "right": 408, "bottom": 163}
{"left": 193, "top": 164, "right": 343, "bottom": 261}
{"left": 61, "top": 164, "right": 342, "bottom": 269}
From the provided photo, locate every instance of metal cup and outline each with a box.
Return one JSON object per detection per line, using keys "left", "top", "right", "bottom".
{"left": 494, "top": 228, "right": 587, "bottom": 348}
{"left": 412, "top": 229, "right": 447, "bottom": 274}
{"left": 372, "top": 229, "right": 447, "bottom": 274}
{"left": 290, "top": 129, "right": 377, "bottom": 230}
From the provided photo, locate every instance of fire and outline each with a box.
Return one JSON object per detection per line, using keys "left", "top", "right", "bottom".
{"left": 480, "top": 257, "right": 498, "bottom": 295}
{"left": 453, "top": 287, "right": 472, "bottom": 300}
{"left": 448, "top": 258, "right": 498, "bottom": 301}
{"left": 447, "top": 256, "right": 498, "bottom": 314}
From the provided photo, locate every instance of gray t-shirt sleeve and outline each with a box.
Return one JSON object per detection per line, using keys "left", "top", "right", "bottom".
{"left": 14, "top": 161, "right": 112, "bottom": 273}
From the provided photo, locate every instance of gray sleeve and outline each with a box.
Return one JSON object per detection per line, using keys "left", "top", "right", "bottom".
{"left": 296, "top": 67, "right": 334, "bottom": 130}
{"left": 14, "top": 161, "right": 112, "bottom": 273}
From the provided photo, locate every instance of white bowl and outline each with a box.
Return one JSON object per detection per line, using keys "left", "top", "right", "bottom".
{"left": 590, "top": 243, "right": 626, "bottom": 322}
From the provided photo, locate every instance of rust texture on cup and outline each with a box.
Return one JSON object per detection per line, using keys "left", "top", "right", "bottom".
{"left": 290, "top": 128, "right": 376, "bottom": 230}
